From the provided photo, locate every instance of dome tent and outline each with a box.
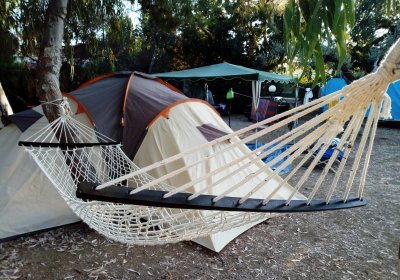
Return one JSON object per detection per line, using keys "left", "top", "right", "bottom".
{"left": 68, "top": 71, "right": 302, "bottom": 252}
{"left": 1, "top": 71, "right": 304, "bottom": 251}
{"left": 0, "top": 99, "right": 84, "bottom": 241}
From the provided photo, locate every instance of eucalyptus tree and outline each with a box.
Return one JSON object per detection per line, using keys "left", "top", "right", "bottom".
{"left": 176, "top": 0, "right": 282, "bottom": 69}
{"left": 283, "top": 0, "right": 400, "bottom": 87}
{"left": 349, "top": 0, "right": 400, "bottom": 73}
{"left": 3, "top": 0, "right": 398, "bottom": 121}
{"left": 0, "top": 0, "right": 129, "bottom": 120}
{"left": 16, "top": 0, "right": 194, "bottom": 121}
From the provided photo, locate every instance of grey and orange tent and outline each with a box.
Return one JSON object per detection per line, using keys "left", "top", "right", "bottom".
{"left": 0, "top": 71, "right": 299, "bottom": 251}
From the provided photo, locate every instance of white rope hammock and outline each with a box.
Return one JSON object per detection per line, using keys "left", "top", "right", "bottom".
{"left": 19, "top": 38, "right": 400, "bottom": 245}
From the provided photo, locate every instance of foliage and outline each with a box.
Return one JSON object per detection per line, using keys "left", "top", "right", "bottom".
{"left": 1, "top": 0, "right": 400, "bottom": 110}
{"left": 283, "top": 0, "right": 355, "bottom": 87}
{"left": 283, "top": 0, "right": 400, "bottom": 87}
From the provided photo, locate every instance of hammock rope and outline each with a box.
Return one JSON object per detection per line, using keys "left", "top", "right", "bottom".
{"left": 19, "top": 38, "right": 400, "bottom": 245}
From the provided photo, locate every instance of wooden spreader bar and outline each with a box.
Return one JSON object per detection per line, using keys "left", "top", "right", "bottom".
{"left": 18, "top": 141, "right": 120, "bottom": 148}
{"left": 77, "top": 182, "right": 366, "bottom": 213}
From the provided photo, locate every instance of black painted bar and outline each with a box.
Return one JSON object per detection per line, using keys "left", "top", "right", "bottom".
{"left": 18, "top": 141, "right": 120, "bottom": 148}
{"left": 76, "top": 182, "right": 366, "bottom": 212}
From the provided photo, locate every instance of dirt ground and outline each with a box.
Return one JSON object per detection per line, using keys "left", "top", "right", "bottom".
{"left": 1, "top": 113, "right": 399, "bottom": 280}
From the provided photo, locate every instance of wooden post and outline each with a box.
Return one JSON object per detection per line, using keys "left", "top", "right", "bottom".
{"left": 0, "top": 82, "right": 13, "bottom": 128}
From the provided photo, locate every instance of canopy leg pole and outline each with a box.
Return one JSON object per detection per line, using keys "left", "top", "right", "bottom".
{"left": 229, "top": 99, "right": 232, "bottom": 127}
{"left": 252, "top": 81, "right": 261, "bottom": 148}
{"left": 205, "top": 82, "right": 208, "bottom": 103}
{"left": 293, "top": 84, "right": 299, "bottom": 145}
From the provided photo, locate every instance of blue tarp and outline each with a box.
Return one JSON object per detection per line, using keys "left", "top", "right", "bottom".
{"left": 323, "top": 78, "right": 400, "bottom": 120}
{"left": 246, "top": 143, "right": 292, "bottom": 175}
{"left": 366, "top": 80, "right": 400, "bottom": 120}
{"left": 321, "top": 78, "right": 347, "bottom": 112}
{"left": 316, "top": 148, "right": 343, "bottom": 160}
{"left": 388, "top": 81, "right": 400, "bottom": 120}
{"left": 313, "top": 138, "right": 345, "bottom": 160}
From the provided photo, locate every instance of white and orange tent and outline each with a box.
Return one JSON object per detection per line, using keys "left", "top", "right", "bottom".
{"left": 0, "top": 72, "right": 300, "bottom": 251}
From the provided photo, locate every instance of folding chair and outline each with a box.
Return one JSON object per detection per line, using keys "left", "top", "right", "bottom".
{"left": 305, "top": 138, "right": 347, "bottom": 173}
{"left": 250, "top": 98, "right": 278, "bottom": 126}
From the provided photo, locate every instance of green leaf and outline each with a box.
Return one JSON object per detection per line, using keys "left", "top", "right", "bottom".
{"left": 343, "top": 0, "right": 355, "bottom": 27}
{"left": 313, "top": 41, "right": 326, "bottom": 87}
{"left": 332, "top": 0, "right": 343, "bottom": 34}
{"left": 386, "top": 0, "right": 391, "bottom": 17}
{"left": 312, "top": 63, "right": 320, "bottom": 89}
{"left": 283, "top": 0, "right": 295, "bottom": 54}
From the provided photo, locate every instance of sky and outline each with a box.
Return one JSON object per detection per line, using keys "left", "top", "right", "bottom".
{"left": 126, "top": 1, "right": 141, "bottom": 27}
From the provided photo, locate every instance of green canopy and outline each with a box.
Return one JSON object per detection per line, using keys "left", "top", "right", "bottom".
{"left": 153, "top": 62, "right": 296, "bottom": 83}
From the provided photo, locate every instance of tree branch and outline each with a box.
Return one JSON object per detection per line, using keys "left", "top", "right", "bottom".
{"left": 323, "top": 54, "right": 356, "bottom": 83}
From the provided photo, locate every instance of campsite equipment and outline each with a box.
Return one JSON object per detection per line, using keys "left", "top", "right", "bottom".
{"left": 19, "top": 95, "right": 367, "bottom": 247}
{"left": 322, "top": 77, "right": 400, "bottom": 125}
{"left": 321, "top": 78, "right": 347, "bottom": 113}
{"left": 80, "top": 43, "right": 396, "bottom": 209}
{"left": 11, "top": 38, "right": 400, "bottom": 249}
{"left": 366, "top": 79, "right": 400, "bottom": 123}
{"left": 154, "top": 63, "right": 299, "bottom": 149}
{"left": 304, "top": 138, "right": 348, "bottom": 174}
{"left": 2, "top": 72, "right": 290, "bottom": 251}
{"left": 226, "top": 88, "right": 234, "bottom": 99}
{"left": 0, "top": 100, "right": 83, "bottom": 241}
{"left": 250, "top": 98, "right": 278, "bottom": 123}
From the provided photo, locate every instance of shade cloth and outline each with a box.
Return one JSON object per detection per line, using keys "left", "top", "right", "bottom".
{"left": 154, "top": 63, "right": 296, "bottom": 83}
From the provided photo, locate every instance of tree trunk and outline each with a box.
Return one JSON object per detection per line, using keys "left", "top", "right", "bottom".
{"left": 36, "top": 0, "right": 68, "bottom": 122}
{"left": 148, "top": 47, "right": 158, "bottom": 74}
{"left": 36, "top": 0, "right": 98, "bottom": 184}
{"left": 0, "top": 82, "right": 13, "bottom": 128}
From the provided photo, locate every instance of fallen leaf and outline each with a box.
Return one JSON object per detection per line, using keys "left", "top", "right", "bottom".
{"left": 128, "top": 269, "right": 140, "bottom": 275}
{"left": 166, "top": 269, "right": 173, "bottom": 280}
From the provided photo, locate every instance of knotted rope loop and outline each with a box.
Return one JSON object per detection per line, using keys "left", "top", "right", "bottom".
{"left": 40, "top": 97, "right": 72, "bottom": 117}
{"left": 377, "top": 61, "right": 400, "bottom": 82}
{"left": 379, "top": 93, "right": 392, "bottom": 119}
{"left": 377, "top": 38, "right": 400, "bottom": 82}
{"left": 326, "top": 119, "right": 344, "bottom": 134}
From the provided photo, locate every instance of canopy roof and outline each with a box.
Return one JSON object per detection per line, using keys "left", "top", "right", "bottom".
{"left": 154, "top": 62, "right": 296, "bottom": 83}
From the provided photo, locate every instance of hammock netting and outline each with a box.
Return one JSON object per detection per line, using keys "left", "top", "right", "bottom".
{"left": 19, "top": 38, "right": 400, "bottom": 245}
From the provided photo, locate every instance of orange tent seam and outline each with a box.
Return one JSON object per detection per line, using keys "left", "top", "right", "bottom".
{"left": 147, "top": 99, "right": 221, "bottom": 129}
{"left": 121, "top": 73, "right": 135, "bottom": 127}
{"left": 76, "top": 73, "right": 115, "bottom": 90}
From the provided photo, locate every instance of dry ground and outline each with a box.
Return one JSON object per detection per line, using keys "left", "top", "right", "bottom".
{"left": 1, "top": 114, "right": 399, "bottom": 280}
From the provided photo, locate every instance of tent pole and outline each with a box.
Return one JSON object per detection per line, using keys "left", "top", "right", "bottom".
{"left": 252, "top": 81, "right": 261, "bottom": 148}
{"left": 255, "top": 106, "right": 258, "bottom": 146}
{"left": 229, "top": 99, "right": 232, "bottom": 127}
{"left": 205, "top": 82, "right": 209, "bottom": 103}
{"left": 293, "top": 84, "right": 299, "bottom": 144}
